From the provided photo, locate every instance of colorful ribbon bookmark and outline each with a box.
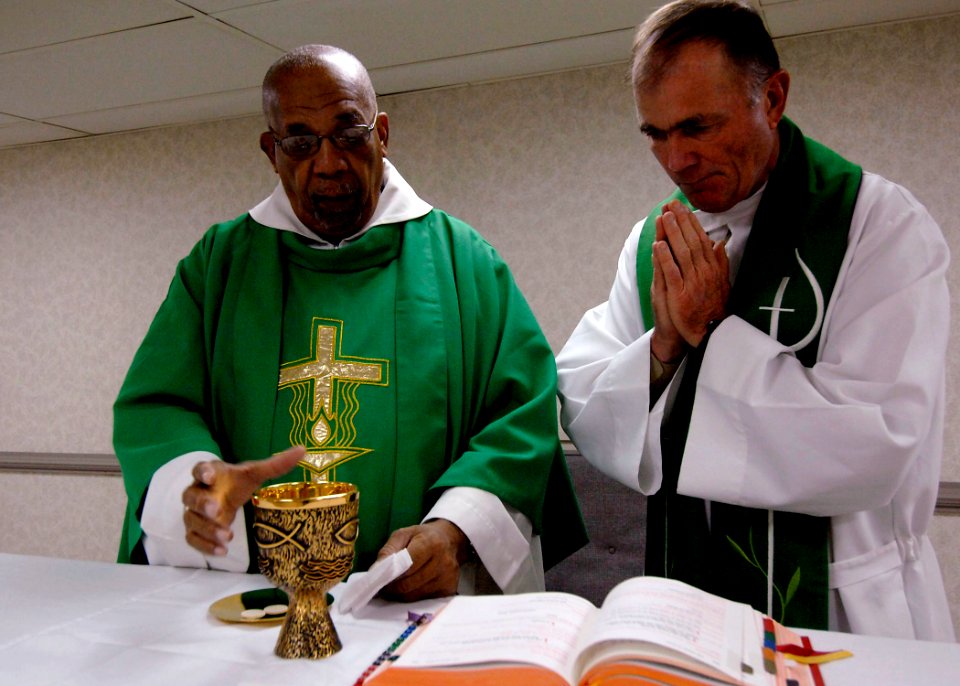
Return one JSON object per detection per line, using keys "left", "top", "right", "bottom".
{"left": 353, "top": 611, "right": 433, "bottom": 686}
{"left": 776, "top": 641, "right": 853, "bottom": 665}
{"left": 762, "top": 617, "right": 778, "bottom": 675}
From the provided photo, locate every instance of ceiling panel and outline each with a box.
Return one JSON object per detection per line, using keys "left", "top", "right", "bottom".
{"left": 1, "top": 0, "right": 958, "bottom": 151}
{"left": 47, "top": 86, "right": 263, "bottom": 134}
{"left": 185, "top": 0, "right": 279, "bottom": 12}
{"left": 0, "top": 0, "right": 190, "bottom": 54}
{"left": 0, "top": 118, "right": 85, "bottom": 147}
{"left": 369, "top": 28, "right": 636, "bottom": 95}
{"left": 0, "top": 18, "right": 280, "bottom": 120}
{"left": 761, "top": 0, "right": 960, "bottom": 36}
{"left": 219, "top": 0, "right": 659, "bottom": 68}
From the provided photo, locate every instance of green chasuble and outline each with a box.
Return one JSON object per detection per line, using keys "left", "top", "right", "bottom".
{"left": 114, "top": 210, "right": 587, "bottom": 573}
{"left": 636, "top": 118, "right": 862, "bottom": 628}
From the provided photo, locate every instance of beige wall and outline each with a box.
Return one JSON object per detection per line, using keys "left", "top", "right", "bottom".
{"left": 1, "top": 16, "right": 958, "bottom": 634}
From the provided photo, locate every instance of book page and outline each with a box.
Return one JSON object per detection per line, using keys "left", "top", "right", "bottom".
{"left": 392, "top": 592, "right": 596, "bottom": 683}
{"left": 574, "top": 577, "right": 751, "bottom": 683}
{"left": 738, "top": 607, "right": 768, "bottom": 686}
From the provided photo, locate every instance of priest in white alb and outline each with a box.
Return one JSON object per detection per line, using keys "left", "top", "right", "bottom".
{"left": 557, "top": 0, "right": 953, "bottom": 640}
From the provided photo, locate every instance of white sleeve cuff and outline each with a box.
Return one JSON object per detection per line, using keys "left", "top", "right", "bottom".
{"left": 141, "top": 451, "right": 249, "bottom": 572}
{"left": 424, "top": 486, "right": 543, "bottom": 593}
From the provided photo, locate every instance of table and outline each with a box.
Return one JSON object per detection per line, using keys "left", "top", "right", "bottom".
{"left": 0, "top": 553, "right": 446, "bottom": 685}
{"left": 1, "top": 553, "right": 957, "bottom": 685}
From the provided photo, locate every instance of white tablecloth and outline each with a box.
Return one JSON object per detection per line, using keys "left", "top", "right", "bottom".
{"left": 1, "top": 553, "right": 957, "bottom": 685}
{"left": 0, "top": 553, "right": 446, "bottom": 686}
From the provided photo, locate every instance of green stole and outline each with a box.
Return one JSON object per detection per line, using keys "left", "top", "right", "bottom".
{"left": 636, "top": 118, "right": 862, "bottom": 627}
{"left": 272, "top": 228, "right": 402, "bottom": 569}
{"left": 220, "top": 221, "right": 458, "bottom": 572}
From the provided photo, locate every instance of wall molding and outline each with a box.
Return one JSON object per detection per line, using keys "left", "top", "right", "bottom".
{"left": 937, "top": 481, "right": 960, "bottom": 515}
{"left": 0, "top": 452, "right": 119, "bottom": 474}
{"left": 565, "top": 441, "right": 960, "bottom": 516}
{"left": 4, "top": 448, "right": 959, "bottom": 515}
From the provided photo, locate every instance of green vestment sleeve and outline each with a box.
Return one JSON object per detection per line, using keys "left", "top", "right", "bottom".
{"left": 416, "top": 212, "right": 587, "bottom": 570}
{"left": 113, "top": 224, "right": 227, "bottom": 562}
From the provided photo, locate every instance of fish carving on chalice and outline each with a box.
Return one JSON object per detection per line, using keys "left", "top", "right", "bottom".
{"left": 253, "top": 480, "right": 359, "bottom": 659}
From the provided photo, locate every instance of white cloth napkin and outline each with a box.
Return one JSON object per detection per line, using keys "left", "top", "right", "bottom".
{"left": 337, "top": 549, "right": 414, "bottom": 615}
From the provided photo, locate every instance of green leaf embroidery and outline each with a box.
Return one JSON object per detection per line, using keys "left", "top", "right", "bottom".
{"left": 726, "top": 528, "right": 802, "bottom": 624}
{"left": 726, "top": 536, "right": 753, "bottom": 566}
{"left": 784, "top": 567, "right": 801, "bottom": 609}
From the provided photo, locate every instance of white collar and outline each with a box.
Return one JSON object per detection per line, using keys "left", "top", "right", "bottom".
{"left": 690, "top": 184, "right": 767, "bottom": 282}
{"left": 248, "top": 159, "right": 433, "bottom": 248}
{"left": 692, "top": 183, "right": 766, "bottom": 236}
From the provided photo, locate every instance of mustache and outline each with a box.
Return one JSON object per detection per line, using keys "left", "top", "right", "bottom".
{"left": 310, "top": 176, "right": 359, "bottom": 198}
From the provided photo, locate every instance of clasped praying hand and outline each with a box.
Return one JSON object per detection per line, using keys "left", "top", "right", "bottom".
{"left": 650, "top": 200, "right": 730, "bottom": 363}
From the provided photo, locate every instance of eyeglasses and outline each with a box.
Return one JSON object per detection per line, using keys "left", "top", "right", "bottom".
{"left": 272, "top": 115, "right": 378, "bottom": 160}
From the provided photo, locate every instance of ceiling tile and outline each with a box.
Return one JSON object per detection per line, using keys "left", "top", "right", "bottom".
{"left": 47, "top": 87, "right": 263, "bottom": 134}
{"left": 0, "top": 0, "right": 189, "bottom": 54}
{"left": 220, "top": 0, "right": 658, "bottom": 68}
{"left": 0, "top": 18, "right": 280, "bottom": 119}
{"left": 0, "top": 119, "right": 86, "bottom": 149}
{"left": 187, "top": 0, "right": 280, "bottom": 12}
{"left": 763, "top": 0, "right": 960, "bottom": 36}
{"left": 370, "top": 28, "right": 636, "bottom": 95}
{"left": 0, "top": 0, "right": 955, "bottom": 150}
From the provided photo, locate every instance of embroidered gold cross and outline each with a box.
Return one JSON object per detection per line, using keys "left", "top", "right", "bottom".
{"left": 278, "top": 319, "right": 388, "bottom": 479}
{"left": 279, "top": 322, "right": 384, "bottom": 419}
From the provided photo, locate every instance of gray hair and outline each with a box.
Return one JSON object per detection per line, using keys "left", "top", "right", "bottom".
{"left": 631, "top": 0, "right": 780, "bottom": 102}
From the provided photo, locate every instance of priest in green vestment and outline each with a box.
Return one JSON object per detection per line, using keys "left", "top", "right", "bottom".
{"left": 114, "top": 44, "right": 586, "bottom": 601}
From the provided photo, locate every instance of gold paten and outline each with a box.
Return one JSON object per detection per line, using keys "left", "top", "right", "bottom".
{"left": 252, "top": 481, "right": 359, "bottom": 659}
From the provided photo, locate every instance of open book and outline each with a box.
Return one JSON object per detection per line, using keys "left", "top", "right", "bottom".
{"left": 365, "top": 576, "right": 827, "bottom": 686}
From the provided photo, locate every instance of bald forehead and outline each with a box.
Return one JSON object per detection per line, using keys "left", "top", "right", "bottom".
{"left": 262, "top": 47, "right": 376, "bottom": 118}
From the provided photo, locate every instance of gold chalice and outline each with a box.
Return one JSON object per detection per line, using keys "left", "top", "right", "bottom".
{"left": 252, "top": 481, "right": 359, "bottom": 659}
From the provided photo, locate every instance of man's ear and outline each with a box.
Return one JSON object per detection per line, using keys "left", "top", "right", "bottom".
{"left": 375, "top": 111, "right": 390, "bottom": 157}
{"left": 259, "top": 131, "right": 279, "bottom": 172}
{"left": 764, "top": 69, "right": 790, "bottom": 128}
